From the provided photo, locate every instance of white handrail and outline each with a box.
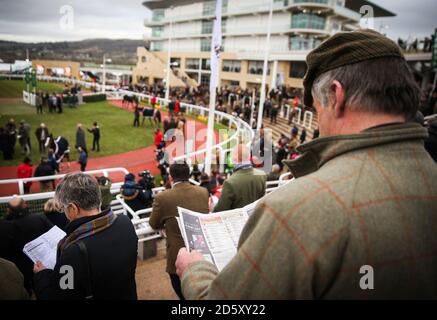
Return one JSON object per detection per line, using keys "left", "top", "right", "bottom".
{"left": 0, "top": 167, "right": 129, "bottom": 198}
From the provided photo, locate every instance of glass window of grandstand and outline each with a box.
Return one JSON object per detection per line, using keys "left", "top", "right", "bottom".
{"left": 152, "top": 26, "right": 164, "bottom": 37}
{"left": 201, "top": 39, "right": 211, "bottom": 52}
{"left": 291, "top": 13, "right": 326, "bottom": 30}
{"left": 152, "top": 9, "right": 165, "bottom": 22}
{"left": 248, "top": 61, "right": 270, "bottom": 75}
{"left": 222, "top": 60, "right": 241, "bottom": 73}
{"left": 151, "top": 41, "right": 163, "bottom": 52}
{"left": 274, "top": 0, "right": 288, "bottom": 8}
{"left": 222, "top": 0, "right": 229, "bottom": 13}
{"left": 202, "top": 20, "right": 213, "bottom": 35}
{"left": 201, "top": 74, "right": 210, "bottom": 86}
{"left": 289, "top": 61, "right": 307, "bottom": 78}
{"left": 289, "top": 36, "right": 321, "bottom": 51}
{"left": 222, "top": 19, "right": 227, "bottom": 34}
{"left": 170, "top": 58, "right": 181, "bottom": 68}
{"left": 203, "top": 1, "right": 215, "bottom": 16}
{"left": 186, "top": 59, "right": 200, "bottom": 70}
{"left": 201, "top": 59, "right": 211, "bottom": 71}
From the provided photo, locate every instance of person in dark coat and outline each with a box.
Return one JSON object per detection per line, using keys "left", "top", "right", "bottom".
{"left": 33, "top": 173, "right": 138, "bottom": 300}
{"left": 0, "top": 127, "right": 14, "bottom": 160}
{"left": 75, "top": 124, "right": 87, "bottom": 154}
{"left": 199, "top": 173, "right": 213, "bottom": 195}
{"left": 18, "top": 120, "right": 30, "bottom": 156}
{"left": 120, "top": 173, "right": 149, "bottom": 218}
{"left": 5, "top": 118, "right": 17, "bottom": 154}
{"left": 153, "top": 108, "right": 162, "bottom": 127}
{"left": 168, "top": 97, "right": 176, "bottom": 116}
{"left": 87, "top": 122, "right": 100, "bottom": 152}
{"left": 300, "top": 127, "right": 307, "bottom": 144}
{"left": 34, "top": 156, "right": 55, "bottom": 192}
{"left": 425, "top": 118, "right": 437, "bottom": 162}
{"left": 43, "top": 199, "right": 69, "bottom": 232}
{"left": 47, "top": 148, "right": 59, "bottom": 173}
{"left": 133, "top": 106, "right": 140, "bottom": 127}
{"left": 56, "top": 94, "right": 63, "bottom": 114}
{"left": 35, "top": 123, "right": 49, "bottom": 153}
{"left": 78, "top": 147, "right": 87, "bottom": 172}
{"left": 2, "top": 197, "right": 53, "bottom": 294}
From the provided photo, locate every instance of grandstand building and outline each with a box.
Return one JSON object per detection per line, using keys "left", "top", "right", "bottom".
{"left": 134, "top": 0, "right": 394, "bottom": 89}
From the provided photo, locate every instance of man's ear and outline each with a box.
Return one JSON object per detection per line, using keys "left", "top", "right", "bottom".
{"left": 332, "top": 80, "right": 346, "bottom": 118}
{"left": 66, "top": 203, "right": 79, "bottom": 220}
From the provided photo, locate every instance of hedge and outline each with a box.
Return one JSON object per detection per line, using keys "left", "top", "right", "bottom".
{"left": 83, "top": 94, "right": 107, "bottom": 103}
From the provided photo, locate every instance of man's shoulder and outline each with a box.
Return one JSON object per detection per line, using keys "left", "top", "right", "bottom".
{"left": 252, "top": 168, "right": 267, "bottom": 178}
{"left": 156, "top": 184, "right": 207, "bottom": 199}
{"left": 259, "top": 166, "right": 357, "bottom": 221}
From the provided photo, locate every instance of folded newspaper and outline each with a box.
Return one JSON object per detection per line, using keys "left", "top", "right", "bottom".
{"left": 177, "top": 201, "right": 258, "bottom": 271}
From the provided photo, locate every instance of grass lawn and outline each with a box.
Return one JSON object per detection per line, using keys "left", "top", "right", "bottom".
{"left": 0, "top": 101, "right": 155, "bottom": 166}
{"left": 0, "top": 80, "right": 65, "bottom": 98}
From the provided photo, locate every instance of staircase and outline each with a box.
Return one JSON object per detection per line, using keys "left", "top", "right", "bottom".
{"left": 264, "top": 110, "right": 319, "bottom": 143}
{"left": 173, "top": 68, "right": 198, "bottom": 87}
{"left": 135, "top": 48, "right": 187, "bottom": 88}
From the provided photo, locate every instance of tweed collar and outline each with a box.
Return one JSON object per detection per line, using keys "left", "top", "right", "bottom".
{"left": 283, "top": 123, "right": 428, "bottom": 179}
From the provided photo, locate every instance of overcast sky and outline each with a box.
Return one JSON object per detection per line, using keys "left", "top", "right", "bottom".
{"left": 0, "top": 0, "right": 435, "bottom": 43}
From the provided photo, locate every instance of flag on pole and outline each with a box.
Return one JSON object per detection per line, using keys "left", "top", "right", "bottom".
{"left": 210, "top": 0, "right": 222, "bottom": 92}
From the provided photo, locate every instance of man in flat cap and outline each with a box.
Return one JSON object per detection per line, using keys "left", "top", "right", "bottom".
{"left": 176, "top": 30, "right": 437, "bottom": 299}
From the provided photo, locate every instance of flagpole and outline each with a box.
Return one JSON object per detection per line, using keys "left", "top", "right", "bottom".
{"left": 205, "top": 0, "right": 222, "bottom": 175}
{"left": 205, "top": 89, "right": 217, "bottom": 175}
{"left": 165, "top": 6, "right": 174, "bottom": 103}
{"left": 257, "top": 0, "right": 274, "bottom": 131}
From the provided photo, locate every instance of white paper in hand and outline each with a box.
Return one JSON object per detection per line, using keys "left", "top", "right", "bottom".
{"left": 23, "top": 226, "right": 66, "bottom": 270}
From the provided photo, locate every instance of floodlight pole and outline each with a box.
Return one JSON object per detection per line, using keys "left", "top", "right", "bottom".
{"left": 257, "top": 0, "right": 274, "bottom": 131}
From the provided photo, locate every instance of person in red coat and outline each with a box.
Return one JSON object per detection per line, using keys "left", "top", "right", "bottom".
{"left": 175, "top": 98, "right": 180, "bottom": 114}
{"left": 154, "top": 128, "right": 164, "bottom": 149}
{"left": 17, "top": 157, "right": 33, "bottom": 194}
{"left": 151, "top": 95, "right": 157, "bottom": 108}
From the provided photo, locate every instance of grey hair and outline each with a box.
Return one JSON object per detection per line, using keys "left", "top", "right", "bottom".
{"left": 55, "top": 173, "right": 102, "bottom": 211}
{"left": 311, "top": 57, "right": 420, "bottom": 121}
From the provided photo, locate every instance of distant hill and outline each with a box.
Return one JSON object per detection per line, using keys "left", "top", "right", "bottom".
{"left": 0, "top": 39, "right": 148, "bottom": 65}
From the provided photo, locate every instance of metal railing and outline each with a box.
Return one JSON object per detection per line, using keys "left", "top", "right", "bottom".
{"left": 0, "top": 168, "right": 129, "bottom": 197}
{"left": 0, "top": 163, "right": 292, "bottom": 245}
{"left": 280, "top": 105, "right": 316, "bottom": 131}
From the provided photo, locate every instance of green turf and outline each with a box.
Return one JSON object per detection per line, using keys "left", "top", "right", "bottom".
{"left": 0, "top": 80, "right": 65, "bottom": 98}
{"left": 0, "top": 101, "right": 155, "bottom": 166}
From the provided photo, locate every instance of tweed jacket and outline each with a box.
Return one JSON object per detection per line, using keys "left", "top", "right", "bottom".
{"left": 213, "top": 168, "right": 267, "bottom": 212}
{"left": 181, "top": 123, "right": 437, "bottom": 299}
{"left": 149, "top": 182, "right": 209, "bottom": 274}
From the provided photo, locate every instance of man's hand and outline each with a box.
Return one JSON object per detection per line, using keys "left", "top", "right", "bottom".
{"left": 33, "top": 261, "right": 47, "bottom": 273}
{"left": 175, "top": 248, "right": 205, "bottom": 278}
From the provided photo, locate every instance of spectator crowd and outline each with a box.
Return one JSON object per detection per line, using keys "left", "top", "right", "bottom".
{"left": 0, "top": 29, "right": 437, "bottom": 301}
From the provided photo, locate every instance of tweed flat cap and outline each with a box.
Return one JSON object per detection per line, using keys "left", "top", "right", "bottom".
{"left": 303, "top": 29, "right": 404, "bottom": 108}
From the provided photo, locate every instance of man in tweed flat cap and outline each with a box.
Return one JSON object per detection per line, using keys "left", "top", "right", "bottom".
{"left": 176, "top": 30, "right": 437, "bottom": 299}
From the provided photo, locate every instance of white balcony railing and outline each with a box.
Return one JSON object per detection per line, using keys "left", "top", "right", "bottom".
{"left": 144, "top": 0, "right": 358, "bottom": 26}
